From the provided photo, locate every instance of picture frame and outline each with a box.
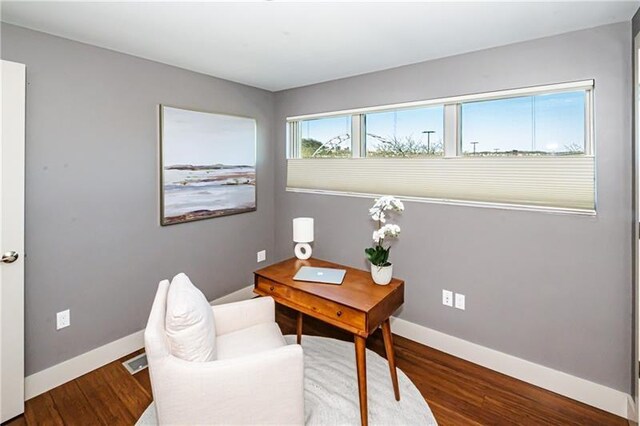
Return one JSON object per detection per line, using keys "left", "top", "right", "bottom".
{"left": 159, "top": 105, "right": 257, "bottom": 225}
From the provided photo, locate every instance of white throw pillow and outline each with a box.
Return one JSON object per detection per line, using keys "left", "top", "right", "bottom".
{"left": 165, "top": 273, "right": 217, "bottom": 362}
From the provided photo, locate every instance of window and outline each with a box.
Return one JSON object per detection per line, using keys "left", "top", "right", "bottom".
{"left": 365, "top": 106, "right": 444, "bottom": 157}
{"left": 286, "top": 80, "right": 595, "bottom": 213}
{"left": 461, "top": 91, "right": 586, "bottom": 156}
{"left": 299, "top": 116, "right": 351, "bottom": 158}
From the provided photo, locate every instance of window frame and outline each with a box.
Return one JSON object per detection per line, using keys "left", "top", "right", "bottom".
{"left": 362, "top": 104, "right": 446, "bottom": 158}
{"left": 286, "top": 80, "right": 594, "bottom": 159}
{"left": 296, "top": 114, "right": 354, "bottom": 159}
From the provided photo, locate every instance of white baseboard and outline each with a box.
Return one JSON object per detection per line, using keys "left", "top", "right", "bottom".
{"left": 389, "top": 316, "right": 631, "bottom": 419}
{"left": 25, "top": 330, "right": 145, "bottom": 400}
{"left": 628, "top": 395, "right": 638, "bottom": 425}
{"left": 210, "top": 284, "right": 256, "bottom": 306}
{"left": 24, "top": 284, "right": 257, "bottom": 400}
{"left": 24, "top": 285, "right": 632, "bottom": 420}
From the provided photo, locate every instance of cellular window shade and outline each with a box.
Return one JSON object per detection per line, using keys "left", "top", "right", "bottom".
{"left": 286, "top": 157, "right": 595, "bottom": 211}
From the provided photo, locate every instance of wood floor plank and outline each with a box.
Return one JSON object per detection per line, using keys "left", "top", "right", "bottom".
{"left": 427, "top": 400, "right": 485, "bottom": 426}
{"left": 48, "top": 380, "right": 102, "bottom": 426}
{"left": 481, "top": 394, "right": 572, "bottom": 426}
{"left": 75, "top": 367, "right": 137, "bottom": 425}
{"left": 99, "top": 358, "right": 152, "bottom": 420}
{"left": 118, "top": 348, "right": 153, "bottom": 399}
{"left": 133, "top": 368, "right": 152, "bottom": 394}
{"left": 23, "top": 392, "right": 64, "bottom": 426}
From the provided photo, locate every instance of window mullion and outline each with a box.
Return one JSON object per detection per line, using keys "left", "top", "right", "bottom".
{"left": 289, "top": 121, "right": 300, "bottom": 159}
{"left": 351, "top": 114, "right": 364, "bottom": 158}
{"left": 585, "top": 89, "right": 594, "bottom": 156}
{"left": 443, "top": 104, "right": 459, "bottom": 158}
{"left": 360, "top": 115, "right": 366, "bottom": 157}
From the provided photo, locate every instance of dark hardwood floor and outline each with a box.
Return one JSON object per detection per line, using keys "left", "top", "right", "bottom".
{"left": 4, "top": 304, "right": 627, "bottom": 425}
{"left": 276, "top": 306, "right": 627, "bottom": 426}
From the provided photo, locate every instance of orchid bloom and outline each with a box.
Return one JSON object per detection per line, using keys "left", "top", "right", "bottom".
{"left": 372, "top": 224, "right": 401, "bottom": 244}
{"left": 369, "top": 196, "right": 405, "bottom": 221}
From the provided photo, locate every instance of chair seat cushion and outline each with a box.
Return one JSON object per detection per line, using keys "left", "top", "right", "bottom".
{"left": 216, "top": 322, "right": 286, "bottom": 360}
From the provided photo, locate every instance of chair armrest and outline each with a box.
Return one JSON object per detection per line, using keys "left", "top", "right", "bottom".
{"left": 152, "top": 344, "right": 304, "bottom": 425}
{"left": 211, "top": 296, "right": 275, "bottom": 336}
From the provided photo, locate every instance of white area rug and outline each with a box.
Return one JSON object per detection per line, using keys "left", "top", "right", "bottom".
{"left": 137, "top": 335, "right": 437, "bottom": 425}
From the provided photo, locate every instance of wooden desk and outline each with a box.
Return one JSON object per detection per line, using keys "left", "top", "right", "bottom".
{"left": 254, "top": 258, "right": 404, "bottom": 426}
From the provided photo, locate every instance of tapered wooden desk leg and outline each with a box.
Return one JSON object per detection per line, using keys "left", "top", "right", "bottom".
{"left": 296, "top": 311, "right": 303, "bottom": 344}
{"left": 381, "top": 319, "right": 400, "bottom": 401}
{"left": 354, "top": 335, "right": 368, "bottom": 426}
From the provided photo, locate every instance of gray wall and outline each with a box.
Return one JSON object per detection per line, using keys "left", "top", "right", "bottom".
{"left": 274, "top": 22, "right": 632, "bottom": 392}
{"left": 1, "top": 24, "right": 276, "bottom": 375}
{"left": 1, "top": 20, "right": 634, "bottom": 393}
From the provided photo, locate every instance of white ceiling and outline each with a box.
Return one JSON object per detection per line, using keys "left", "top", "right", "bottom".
{"left": 1, "top": 1, "right": 638, "bottom": 91}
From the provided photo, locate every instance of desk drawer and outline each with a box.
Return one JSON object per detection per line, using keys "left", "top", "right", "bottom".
{"left": 255, "top": 277, "right": 366, "bottom": 332}
{"left": 291, "top": 289, "right": 365, "bottom": 331}
{"left": 256, "top": 277, "right": 291, "bottom": 299}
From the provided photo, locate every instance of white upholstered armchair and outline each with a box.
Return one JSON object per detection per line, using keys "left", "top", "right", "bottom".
{"left": 145, "top": 279, "right": 305, "bottom": 425}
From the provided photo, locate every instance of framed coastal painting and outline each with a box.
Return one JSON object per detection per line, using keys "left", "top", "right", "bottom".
{"left": 159, "top": 105, "right": 257, "bottom": 225}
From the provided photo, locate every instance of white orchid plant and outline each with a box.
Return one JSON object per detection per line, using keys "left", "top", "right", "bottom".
{"left": 365, "top": 196, "right": 404, "bottom": 268}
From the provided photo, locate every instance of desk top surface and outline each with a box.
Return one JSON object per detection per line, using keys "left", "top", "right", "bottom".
{"left": 254, "top": 257, "right": 404, "bottom": 312}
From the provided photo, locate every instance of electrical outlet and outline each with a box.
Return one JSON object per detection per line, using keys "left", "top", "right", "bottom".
{"left": 455, "top": 293, "right": 466, "bottom": 310}
{"left": 257, "top": 250, "right": 266, "bottom": 263}
{"left": 442, "top": 290, "right": 453, "bottom": 307}
{"left": 56, "top": 309, "right": 70, "bottom": 330}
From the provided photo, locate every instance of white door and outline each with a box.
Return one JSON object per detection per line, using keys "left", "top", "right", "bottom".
{"left": 0, "top": 60, "right": 26, "bottom": 422}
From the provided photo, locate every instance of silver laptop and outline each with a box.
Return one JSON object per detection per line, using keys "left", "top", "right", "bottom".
{"left": 293, "top": 266, "right": 346, "bottom": 285}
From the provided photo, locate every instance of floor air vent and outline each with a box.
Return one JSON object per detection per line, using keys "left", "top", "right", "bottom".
{"left": 122, "top": 352, "right": 148, "bottom": 374}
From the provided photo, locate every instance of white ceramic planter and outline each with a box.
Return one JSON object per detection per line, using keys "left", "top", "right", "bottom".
{"left": 370, "top": 263, "right": 393, "bottom": 285}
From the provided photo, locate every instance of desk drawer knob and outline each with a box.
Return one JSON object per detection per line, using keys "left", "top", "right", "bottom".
{"left": 269, "top": 286, "right": 274, "bottom": 291}
{"left": 336, "top": 310, "right": 342, "bottom": 317}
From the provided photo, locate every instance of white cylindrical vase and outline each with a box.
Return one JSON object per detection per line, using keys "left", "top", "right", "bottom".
{"left": 370, "top": 263, "right": 393, "bottom": 285}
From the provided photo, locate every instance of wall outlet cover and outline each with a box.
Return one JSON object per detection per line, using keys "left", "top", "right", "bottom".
{"left": 442, "top": 290, "right": 453, "bottom": 307}
{"left": 257, "top": 250, "right": 266, "bottom": 263}
{"left": 56, "top": 309, "right": 70, "bottom": 330}
{"left": 455, "top": 293, "right": 466, "bottom": 310}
